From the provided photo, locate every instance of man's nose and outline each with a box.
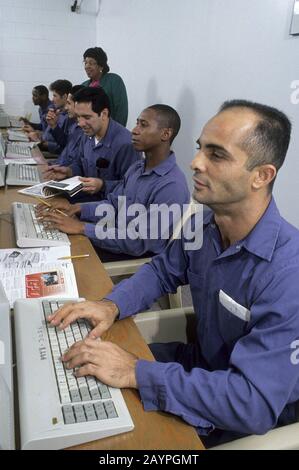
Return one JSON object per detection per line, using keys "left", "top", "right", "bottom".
{"left": 77, "top": 117, "right": 85, "bottom": 127}
{"left": 190, "top": 151, "right": 206, "bottom": 172}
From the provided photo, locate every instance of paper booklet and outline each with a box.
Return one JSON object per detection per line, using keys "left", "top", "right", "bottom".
{"left": 18, "top": 176, "right": 83, "bottom": 198}
{"left": 0, "top": 246, "right": 79, "bottom": 308}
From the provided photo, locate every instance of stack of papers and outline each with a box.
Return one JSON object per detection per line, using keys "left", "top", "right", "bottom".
{"left": 0, "top": 246, "right": 78, "bottom": 308}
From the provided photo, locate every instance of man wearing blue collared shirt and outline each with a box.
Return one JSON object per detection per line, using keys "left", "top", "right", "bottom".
{"left": 22, "top": 85, "right": 53, "bottom": 133}
{"left": 40, "top": 104, "right": 190, "bottom": 258}
{"left": 48, "top": 100, "right": 299, "bottom": 446}
{"left": 52, "top": 85, "right": 85, "bottom": 167}
{"left": 42, "top": 79, "right": 72, "bottom": 154}
{"left": 45, "top": 87, "right": 140, "bottom": 198}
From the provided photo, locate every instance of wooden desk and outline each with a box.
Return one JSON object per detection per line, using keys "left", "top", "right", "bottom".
{"left": 0, "top": 186, "right": 204, "bottom": 450}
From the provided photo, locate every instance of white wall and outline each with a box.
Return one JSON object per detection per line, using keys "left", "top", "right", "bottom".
{"left": 0, "top": 0, "right": 97, "bottom": 120}
{"left": 96, "top": 0, "right": 299, "bottom": 228}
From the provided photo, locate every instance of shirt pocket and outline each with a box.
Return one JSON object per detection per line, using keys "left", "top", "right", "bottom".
{"left": 217, "top": 296, "right": 249, "bottom": 346}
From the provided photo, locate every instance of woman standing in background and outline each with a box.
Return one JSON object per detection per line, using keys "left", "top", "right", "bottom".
{"left": 82, "top": 47, "right": 128, "bottom": 126}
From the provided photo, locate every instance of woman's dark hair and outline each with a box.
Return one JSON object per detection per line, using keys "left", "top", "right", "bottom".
{"left": 83, "top": 47, "right": 110, "bottom": 74}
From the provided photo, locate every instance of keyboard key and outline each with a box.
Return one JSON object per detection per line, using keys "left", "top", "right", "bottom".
{"left": 104, "top": 401, "right": 118, "bottom": 419}
{"left": 62, "top": 405, "right": 76, "bottom": 425}
{"left": 84, "top": 403, "right": 97, "bottom": 422}
{"left": 94, "top": 402, "right": 107, "bottom": 420}
{"left": 70, "top": 390, "right": 81, "bottom": 402}
{"left": 73, "top": 404, "right": 86, "bottom": 423}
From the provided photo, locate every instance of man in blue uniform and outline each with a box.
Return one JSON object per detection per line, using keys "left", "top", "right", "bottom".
{"left": 22, "top": 85, "right": 53, "bottom": 133}
{"left": 39, "top": 104, "right": 190, "bottom": 258}
{"left": 47, "top": 100, "right": 299, "bottom": 446}
{"left": 53, "top": 85, "right": 85, "bottom": 167}
{"left": 42, "top": 79, "right": 73, "bottom": 154}
{"left": 44, "top": 87, "right": 140, "bottom": 200}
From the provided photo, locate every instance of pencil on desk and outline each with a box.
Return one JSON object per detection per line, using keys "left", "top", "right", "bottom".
{"left": 57, "top": 254, "right": 90, "bottom": 260}
{"left": 35, "top": 197, "right": 68, "bottom": 217}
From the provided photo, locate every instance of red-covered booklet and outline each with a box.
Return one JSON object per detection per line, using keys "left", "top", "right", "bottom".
{"left": 25, "top": 270, "right": 66, "bottom": 298}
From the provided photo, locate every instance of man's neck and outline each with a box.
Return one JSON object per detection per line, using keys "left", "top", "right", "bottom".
{"left": 40, "top": 100, "right": 50, "bottom": 110}
{"left": 144, "top": 147, "right": 171, "bottom": 170}
{"left": 95, "top": 119, "right": 109, "bottom": 140}
{"left": 212, "top": 194, "right": 272, "bottom": 249}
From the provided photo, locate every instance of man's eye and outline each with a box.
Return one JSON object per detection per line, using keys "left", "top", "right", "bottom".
{"left": 212, "top": 152, "right": 223, "bottom": 160}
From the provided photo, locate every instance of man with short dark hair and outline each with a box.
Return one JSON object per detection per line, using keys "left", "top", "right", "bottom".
{"left": 41, "top": 79, "right": 73, "bottom": 154}
{"left": 52, "top": 85, "right": 85, "bottom": 167}
{"left": 44, "top": 87, "right": 140, "bottom": 199}
{"left": 22, "top": 85, "right": 52, "bottom": 132}
{"left": 39, "top": 103, "right": 190, "bottom": 260}
{"left": 48, "top": 100, "right": 299, "bottom": 446}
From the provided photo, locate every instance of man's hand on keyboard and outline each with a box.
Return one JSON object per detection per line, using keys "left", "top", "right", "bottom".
{"left": 22, "top": 123, "right": 34, "bottom": 133}
{"left": 62, "top": 338, "right": 138, "bottom": 389}
{"left": 43, "top": 165, "right": 72, "bottom": 181}
{"left": 36, "top": 198, "right": 81, "bottom": 217}
{"left": 48, "top": 299, "right": 119, "bottom": 338}
{"left": 80, "top": 177, "right": 104, "bottom": 195}
{"left": 41, "top": 212, "right": 85, "bottom": 234}
{"left": 28, "top": 130, "right": 41, "bottom": 142}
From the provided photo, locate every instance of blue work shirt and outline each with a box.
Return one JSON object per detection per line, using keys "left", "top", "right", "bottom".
{"left": 31, "top": 100, "right": 53, "bottom": 132}
{"left": 50, "top": 116, "right": 76, "bottom": 150}
{"left": 55, "top": 122, "right": 83, "bottom": 166}
{"left": 70, "top": 118, "right": 140, "bottom": 192}
{"left": 80, "top": 152, "right": 190, "bottom": 256}
{"left": 106, "top": 198, "right": 299, "bottom": 437}
{"left": 43, "top": 109, "right": 68, "bottom": 154}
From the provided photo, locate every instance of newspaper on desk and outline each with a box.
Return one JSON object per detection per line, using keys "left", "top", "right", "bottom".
{"left": 0, "top": 246, "right": 79, "bottom": 308}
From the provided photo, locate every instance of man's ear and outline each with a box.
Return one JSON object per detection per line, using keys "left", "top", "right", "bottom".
{"left": 100, "top": 108, "right": 109, "bottom": 119}
{"left": 252, "top": 164, "right": 277, "bottom": 190}
{"left": 161, "top": 127, "right": 173, "bottom": 142}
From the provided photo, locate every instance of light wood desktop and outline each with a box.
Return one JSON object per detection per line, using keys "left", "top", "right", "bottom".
{"left": 0, "top": 185, "right": 204, "bottom": 450}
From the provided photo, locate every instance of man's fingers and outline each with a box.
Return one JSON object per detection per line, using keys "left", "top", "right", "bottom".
{"left": 63, "top": 349, "right": 95, "bottom": 369}
{"left": 88, "top": 322, "right": 109, "bottom": 339}
{"left": 47, "top": 302, "right": 78, "bottom": 326}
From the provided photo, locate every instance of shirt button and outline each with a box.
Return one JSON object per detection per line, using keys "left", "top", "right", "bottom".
{"left": 236, "top": 245, "right": 241, "bottom": 250}
{"left": 211, "top": 223, "right": 216, "bottom": 229}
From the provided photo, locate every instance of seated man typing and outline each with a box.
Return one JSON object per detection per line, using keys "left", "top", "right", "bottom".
{"left": 38, "top": 104, "right": 190, "bottom": 259}
{"left": 46, "top": 100, "right": 299, "bottom": 447}
{"left": 51, "top": 85, "right": 85, "bottom": 167}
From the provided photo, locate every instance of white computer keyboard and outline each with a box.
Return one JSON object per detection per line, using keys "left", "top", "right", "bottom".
{"left": 13, "top": 298, "right": 134, "bottom": 449}
{"left": 0, "top": 134, "right": 6, "bottom": 157}
{"left": 6, "top": 163, "right": 42, "bottom": 186}
{"left": 6, "top": 143, "right": 32, "bottom": 158}
{"left": 7, "top": 129, "right": 29, "bottom": 142}
{"left": 13, "top": 202, "right": 70, "bottom": 247}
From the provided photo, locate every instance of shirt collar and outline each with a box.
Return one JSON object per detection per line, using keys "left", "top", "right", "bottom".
{"left": 241, "top": 197, "right": 281, "bottom": 261}
{"left": 95, "top": 118, "right": 117, "bottom": 148}
{"left": 204, "top": 197, "right": 282, "bottom": 261}
{"left": 140, "top": 152, "right": 177, "bottom": 176}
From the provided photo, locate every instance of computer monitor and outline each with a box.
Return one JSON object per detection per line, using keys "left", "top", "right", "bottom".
{"left": 0, "top": 282, "right": 15, "bottom": 449}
